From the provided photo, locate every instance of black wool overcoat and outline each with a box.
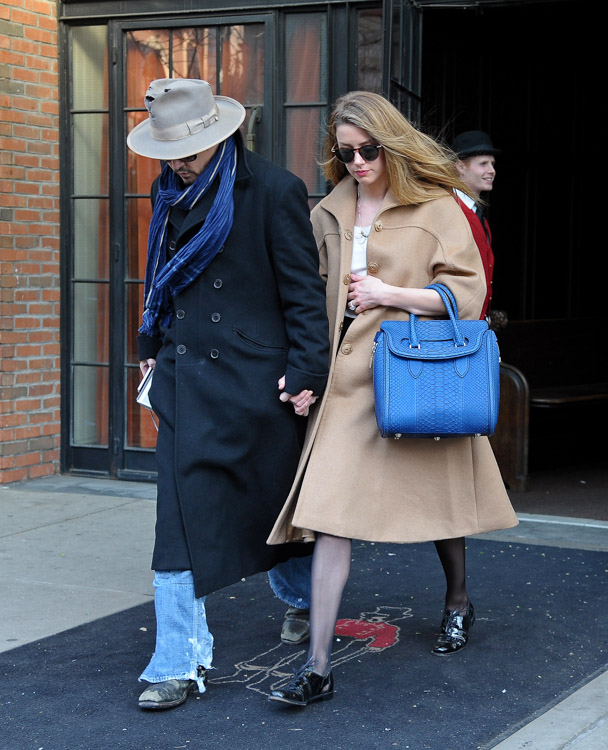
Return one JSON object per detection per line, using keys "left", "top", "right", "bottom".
{"left": 137, "top": 135, "right": 330, "bottom": 598}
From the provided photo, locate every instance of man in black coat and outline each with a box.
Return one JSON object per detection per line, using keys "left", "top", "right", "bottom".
{"left": 127, "top": 78, "right": 329, "bottom": 710}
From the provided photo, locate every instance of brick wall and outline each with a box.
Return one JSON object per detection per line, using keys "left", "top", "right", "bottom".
{"left": 0, "top": 0, "right": 60, "bottom": 483}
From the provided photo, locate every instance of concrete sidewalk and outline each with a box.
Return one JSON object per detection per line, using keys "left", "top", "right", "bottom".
{"left": 1, "top": 474, "right": 607, "bottom": 749}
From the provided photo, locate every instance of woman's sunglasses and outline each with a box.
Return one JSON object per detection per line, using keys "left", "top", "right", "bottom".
{"left": 331, "top": 144, "right": 383, "bottom": 164}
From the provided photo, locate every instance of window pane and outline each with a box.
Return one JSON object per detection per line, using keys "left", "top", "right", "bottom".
{"left": 358, "top": 9, "right": 383, "bottom": 92}
{"left": 172, "top": 27, "right": 217, "bottom": 82}
{"left": 73, "top": 199, "right": 109, "bottom": 279}
{"left": 126, "top": 29, "right": 171, "bottom": 108}
{"left": 285, "top": 108, "right": 325, "bottom": 195}
{"left": 73, "top": 282, "right": 110, "bottom": 363}
{"left": 127, "top": 197, "right": 153, "bottom": 280}
{"left": 220, "top": 25, "right": 264, "bottom": 105}
{"left": 285, "top": 14, "right": 326, "bottom": 103}
{"left": 72, "top": 365, "right": 109, "bottom": 446}
{"left": 72, "top": 25, "right": 108, "bottom": 110}
{"left": 284, "top": 13, "right": 326, "bottom": 191}
{"left": 126, "top": 283, "right": 145, "bottom": 364}
{"left": 73, "top": 113, "right": 109, "bottom": 195}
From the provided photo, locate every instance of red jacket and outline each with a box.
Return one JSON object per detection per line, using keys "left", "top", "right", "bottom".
{"left": 454, "top": 196, "right": 494, "bottom": 319}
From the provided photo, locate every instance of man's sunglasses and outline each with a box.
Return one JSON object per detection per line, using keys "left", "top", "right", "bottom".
{"left": 331, "top": 144, "right": 383, "bottom": 164}
{"left": 166, "top": 154, "right": 198, "bottom": 163}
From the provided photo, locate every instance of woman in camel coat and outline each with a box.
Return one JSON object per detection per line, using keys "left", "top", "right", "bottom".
{"left": 267, "top": 91, "right": 517, "bottom": 708}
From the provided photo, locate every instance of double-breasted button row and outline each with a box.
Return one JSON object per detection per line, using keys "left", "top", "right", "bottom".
{"left": 176, "top": 344, "right": 221, "bottom": 359}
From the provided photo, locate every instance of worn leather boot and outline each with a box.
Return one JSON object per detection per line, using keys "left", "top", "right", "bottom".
{"left": 280, "top": 606, "right": 310, "bottom": 645}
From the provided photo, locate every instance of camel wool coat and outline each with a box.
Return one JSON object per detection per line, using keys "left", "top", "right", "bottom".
{"left": 268, "top": 176, "right": 517, "bottom": 545}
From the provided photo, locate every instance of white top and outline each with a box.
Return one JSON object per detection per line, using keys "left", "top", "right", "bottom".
{"left": 345, "top": 226, "right": 370, "bottom": 318}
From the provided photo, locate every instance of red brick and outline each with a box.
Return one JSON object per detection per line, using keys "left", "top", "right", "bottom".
{"left": 9, "top": 94, "right": 39, "bottom": 111}
{"left": 15, "top": 452, "right": 42, "bottom": 468}
{"left": 11, "top": 9, "right": 38, "bottom": 26}
{"left": 12, "top": 68, "right": 39, "bottom": 85}
{"left": 27, "top": 462, "right": 56, "bottom": 479}
{"left": 0, "top": 468, "right": 29, "bottom": 484}
{"left": 0, "top": 413, "right": 28, "bottom": 428}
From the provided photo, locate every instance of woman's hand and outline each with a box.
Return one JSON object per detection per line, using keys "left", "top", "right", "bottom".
{"left": 278, "top": 375, "right": 318, "bottom": 417}
{"left": 347, "top": 273, "right": 387, "bottom": 312}
{"left": 349, "top": 273, "right": 444, "bottom": 316}
{"left": 140, "top": 358, "right": 156, "bottom": 376}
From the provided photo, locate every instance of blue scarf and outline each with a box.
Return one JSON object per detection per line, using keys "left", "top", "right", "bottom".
{"left": 139, "top": 136, "right": 237, "bottom": 337}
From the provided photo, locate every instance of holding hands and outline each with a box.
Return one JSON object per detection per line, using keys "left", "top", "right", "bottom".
{"left": 278, "top": 375, "right": 318, "bottom": 417}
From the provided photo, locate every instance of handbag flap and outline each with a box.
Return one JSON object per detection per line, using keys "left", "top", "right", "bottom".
{"left": 379, "top": 320, "right": 490, "bottom": 360}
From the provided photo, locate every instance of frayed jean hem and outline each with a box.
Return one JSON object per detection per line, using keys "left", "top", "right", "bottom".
{"left": 268, "top": 556, "right": 312, "bottom": 609}
{"left": 138, "top": 667, "right": 211, "bottom": 693}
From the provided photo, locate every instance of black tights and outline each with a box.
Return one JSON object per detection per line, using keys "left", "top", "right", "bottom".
{"left": 306, "top": 533, "right": 351, "bottom": 677}
{"left": 306, "top": 534, "right": 468, "bottom": 676}
{"left": 433, "top": 536, "right": 469, "bottom": 611}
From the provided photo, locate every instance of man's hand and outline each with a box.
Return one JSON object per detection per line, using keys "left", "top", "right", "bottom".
{"left": 278, "top": 375, "right": 318, "bottom": 417}
{"left": 140, "top": 358, "right": 156, "bottom": 376}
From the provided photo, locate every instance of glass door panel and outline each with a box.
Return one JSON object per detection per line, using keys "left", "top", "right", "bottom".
{"left": 284, "top": 12, "right": 327, "bottom": 201}
{"left": 123, "top": 20, "right": 268, "bottom": 456}
{"left": 69, "top": 26, "right": 111, "bottom": 462}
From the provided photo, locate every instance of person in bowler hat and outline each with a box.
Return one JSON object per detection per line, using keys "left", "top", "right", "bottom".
{"left": 451, "top": 130, "right": 501, "bottom": 319}
{"left": 126, "top": 78, "right": 329, "bottom": 710}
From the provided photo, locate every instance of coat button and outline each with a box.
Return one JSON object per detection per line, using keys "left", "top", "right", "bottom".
{"left": 211, "top": 312, "right": 221, "bottom": 323}
{"left": 343, "top": 274, "right": 351, "bottom": 285}
{"left": 210, "top": 349, "right": 219, "bottom": 359}
{"left": 176, "top": 309, "right": 185, "bottom": 319}
{"left": 168, "top": 240, "right": 177, "bottom": 252}
{"left": 176, "top": 344, "right": 187, "bottom": 355}
{"left": 344, "top": 230, "right": 353, "bottom": 240}
{"left": 367, "top": 261, "right": 379, "bottom": 274}
{"left": 374, "top": 220, "right": 383, "bottom": 231}
{"left": 213, "top": 279, "right": 223, "bottom": 289}
{"left": 341, "top": 343, "right": 352, "bottom": 355}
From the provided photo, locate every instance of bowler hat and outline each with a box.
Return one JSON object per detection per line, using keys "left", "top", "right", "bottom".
{"left": 451, "top": 130, "right": 501, "bottom": 159}
{"left": 127, "top": 78, "right": 246, "bottom": 160}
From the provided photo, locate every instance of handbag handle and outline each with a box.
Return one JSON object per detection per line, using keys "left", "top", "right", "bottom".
{"left": 409, "top": 283, "right": 465, "bottom": 348}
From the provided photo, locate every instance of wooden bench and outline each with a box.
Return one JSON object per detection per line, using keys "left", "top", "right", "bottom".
{"left": 488, "top": 318, "right": 608, "bottom": 491}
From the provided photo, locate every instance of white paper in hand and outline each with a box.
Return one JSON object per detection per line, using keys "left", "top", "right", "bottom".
{"left": 136, "top": 367, "right": 154, "bottom": 410}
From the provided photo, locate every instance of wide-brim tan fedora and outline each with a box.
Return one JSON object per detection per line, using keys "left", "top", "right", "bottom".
{"left": 127, "top": 78, "right": 246, "bottom": 160}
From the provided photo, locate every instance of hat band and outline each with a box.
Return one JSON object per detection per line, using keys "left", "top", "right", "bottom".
{"left": 151, "top": 106, "right": 220, "bottom": 142}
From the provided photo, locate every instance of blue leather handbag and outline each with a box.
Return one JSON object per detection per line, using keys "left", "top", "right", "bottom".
{"left": 372, "top": 284, "right": 500, "bottom": 439}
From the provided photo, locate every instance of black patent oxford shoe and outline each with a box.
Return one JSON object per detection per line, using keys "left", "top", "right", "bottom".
{"left": 431, "top": 601, "right": 475, "bottom": 656}
{"left": 268, "top": 664, "right": 334, "bottom": 706}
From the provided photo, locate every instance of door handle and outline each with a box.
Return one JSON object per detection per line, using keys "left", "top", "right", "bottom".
{"left": 246, "top": 106, "right": 262, "bottom": 152}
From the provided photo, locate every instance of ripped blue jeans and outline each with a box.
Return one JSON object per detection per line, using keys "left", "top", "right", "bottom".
{"left": 139, "top": 570, "right": 213, "bottom": 692}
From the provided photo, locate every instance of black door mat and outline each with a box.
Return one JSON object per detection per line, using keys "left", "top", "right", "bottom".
{"left": 1, "top": 539, "right": 606, "bottom": 750}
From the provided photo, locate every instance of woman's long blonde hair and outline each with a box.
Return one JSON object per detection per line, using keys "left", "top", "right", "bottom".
{"left": 322, "top": 91, "right": 472, "bottom": 205}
